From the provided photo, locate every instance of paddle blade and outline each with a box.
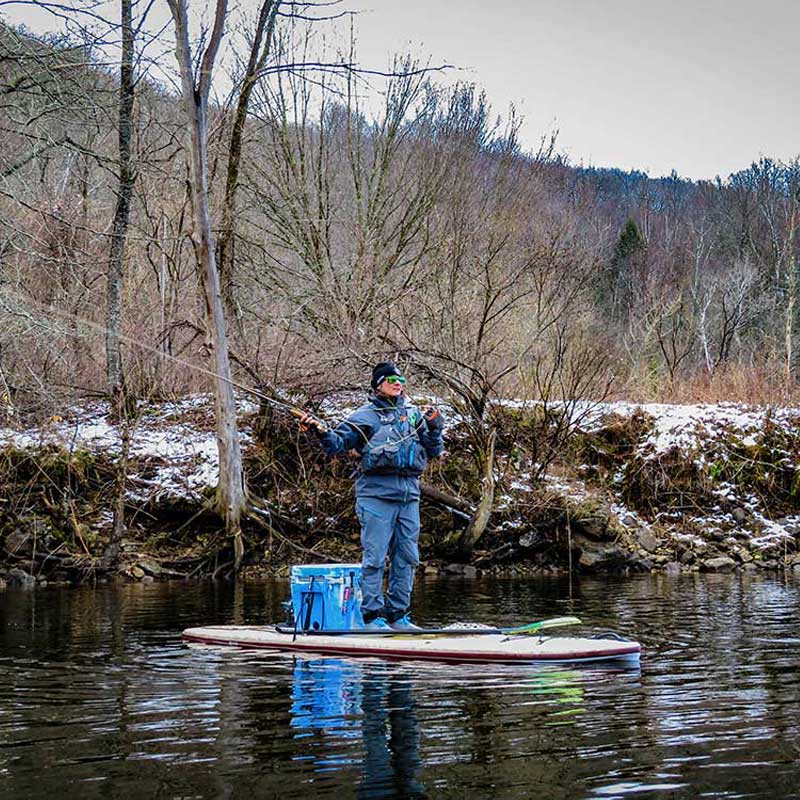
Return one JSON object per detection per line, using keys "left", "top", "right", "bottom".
{"left": 506, "top": 616, "right": 582, "bottom": 635}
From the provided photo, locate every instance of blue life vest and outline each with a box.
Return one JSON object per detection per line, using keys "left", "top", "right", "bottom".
{"left": 360, "top": 405, "right": 428, "bottom": 477}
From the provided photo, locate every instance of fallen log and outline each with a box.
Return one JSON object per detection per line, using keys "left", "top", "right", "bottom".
{"left": 420, "top": 483, "right": 475, "bottom": 514}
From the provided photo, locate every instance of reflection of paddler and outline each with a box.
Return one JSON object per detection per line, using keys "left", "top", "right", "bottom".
{"left": 287, "top": 657, "right": 425, "bottom": 796}
{"left": 358, "top": 667, "right": 424, "bottom": 799}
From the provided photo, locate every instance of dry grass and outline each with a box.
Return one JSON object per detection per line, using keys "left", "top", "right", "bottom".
{"left": 618, "top": 365, "right": 800, "bottom": 407}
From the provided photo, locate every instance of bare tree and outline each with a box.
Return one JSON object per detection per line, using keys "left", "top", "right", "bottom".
{"left": 166, "top": 0, "right": 246, "bottom": 568}
{"left": 101, "top": 0, "right": 139, "bottom": 570}
{"left": 105, "top": 0, "right": 136, "bottom": 411}
{"left": 240, "top": 45, "right": 449, "bottom": 367}
{"left": 692, "top": 257, "right": 762, "bottom": 375}
{"left": 784, "top": 205, "right": 798, "bottom": 382}
{"left": 215, "top": 0, "right": 281, "bottom": 321}
{"left": 519, "top": 324, "right": 613, "bottom": 481}
{"left": 655, "top": 293, "right": 695, "bottom": 388}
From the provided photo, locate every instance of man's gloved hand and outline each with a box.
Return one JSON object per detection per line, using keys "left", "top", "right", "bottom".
{"left": 295, "top": 409, "right": 329, "bottom": 435}
{"left": 421, "top": 405, "right": 444, "bottom": 432}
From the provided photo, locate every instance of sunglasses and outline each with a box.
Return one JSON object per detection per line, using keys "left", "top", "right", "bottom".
{"left": 385, "top": 375, "right": 406, "bottom": 385}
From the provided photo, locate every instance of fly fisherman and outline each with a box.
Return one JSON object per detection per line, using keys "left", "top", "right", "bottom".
{"left": 299, "top": 362, "right": 445, "bottom": 630}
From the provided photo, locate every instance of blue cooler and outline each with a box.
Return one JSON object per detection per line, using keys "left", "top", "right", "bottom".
{"left": 290, "top": 563, "right": 364, "bottom": 631}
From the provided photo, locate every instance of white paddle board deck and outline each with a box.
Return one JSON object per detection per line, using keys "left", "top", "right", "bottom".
{"left": 182, "top": 625, "right": 641, "bottom": 664}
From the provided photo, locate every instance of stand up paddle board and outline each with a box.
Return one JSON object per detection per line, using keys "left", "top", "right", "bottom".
{"left": 182, "top": 624, "right": 641, "bottom": 664}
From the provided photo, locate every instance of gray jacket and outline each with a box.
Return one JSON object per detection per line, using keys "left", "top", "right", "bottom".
{"left": 318, "top": 395, "right": 444, "bottom": 502}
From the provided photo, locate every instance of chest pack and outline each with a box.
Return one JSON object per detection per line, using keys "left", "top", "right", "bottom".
{"left": 360, "top": 405, "right": 428, "bottom": 477}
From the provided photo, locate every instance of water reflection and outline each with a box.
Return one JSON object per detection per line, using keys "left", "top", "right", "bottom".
{"left": 285, "top": 653, "right": 626, "bottom": 798}
{"left": 357, "top": 665, "right": 423, "bottom": 798}
{"left": 291, "top": 659, "right": 363, "bottom": 743}
{"left": 1, "top": 574, "right": 799, "bottom": 799}
{"left": 290, "top": 658, "right": 424, "bottom": 796}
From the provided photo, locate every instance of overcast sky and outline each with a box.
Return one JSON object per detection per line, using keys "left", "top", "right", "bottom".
{"left": 343, "top": 0, "right": 799, "bottom": 180}
{"left": 6, "top": 0, "right": 798, "bottom": 180}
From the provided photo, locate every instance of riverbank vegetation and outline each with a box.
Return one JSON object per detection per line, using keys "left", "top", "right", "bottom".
{"left": 2, "top": 397, "right": 798, "bottom": 586}
{"left": 1, "top": 7, "right": 799, "bottom": 585}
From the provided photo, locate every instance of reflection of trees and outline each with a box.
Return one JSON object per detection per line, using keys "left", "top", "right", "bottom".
{"left": 0, "top": 580, "right": 273, "bottom": 797}
{"left": 5, "top": 575, "right": 800, "bottom": 798}
{"left": 433, "top": 666, "right": 589, "bottom": 797}
{"left": 460, "top": 685, "right": 498, "bottom": 767}
{"left": 739, "top": 576, "right": 800, "bottom": 785}
{"left": 601, "top": 573, "right": 800, "bottom": 798}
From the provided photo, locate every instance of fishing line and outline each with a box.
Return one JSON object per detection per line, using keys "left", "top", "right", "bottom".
{"left": 0, "top": 287, "right": 435, "bottom": 447}
{"left": 0, "top": 286, "right": 289, "bottom": 406}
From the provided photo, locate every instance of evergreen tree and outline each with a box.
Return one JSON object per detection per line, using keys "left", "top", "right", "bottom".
{"left": 603, "top": 217, "right": 646, "bottom": 318}
{"left": 612, "top": 218, "right": 646, "bottom": 264}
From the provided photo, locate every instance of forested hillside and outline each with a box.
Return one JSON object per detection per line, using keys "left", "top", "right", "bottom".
{"left": 1, "top": 20, "right": 798, "bottom": 422}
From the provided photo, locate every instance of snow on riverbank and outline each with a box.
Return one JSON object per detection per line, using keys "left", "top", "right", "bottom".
{"left": 0, "top": 395, "right": 794, "bottom": 493}
{"left": 498, "top": 399, "right": 800, "bottom": 561}
{"left": 550, "top": 401, "right": 798, "bottom": 551}
{"left": 0, "top": 396, "right": 254, "bottom": 501}
{"left": 1, "top": 395, "right": 798, "bottom": 566}
{"left": 586, "top": 401, "right": 800, "bottom": 454}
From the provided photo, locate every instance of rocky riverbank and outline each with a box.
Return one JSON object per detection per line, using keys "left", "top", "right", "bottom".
{"left": 1, "top": 395, "right": 799, "bottom": 587}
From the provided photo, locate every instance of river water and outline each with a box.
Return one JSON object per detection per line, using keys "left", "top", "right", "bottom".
{"left": 1, "top": 573, "right": 798, "bottom": 799}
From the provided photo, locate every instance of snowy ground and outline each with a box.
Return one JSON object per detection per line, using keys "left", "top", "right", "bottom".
{"left": 1, "top": 395, "right": 798, "bottom": 560}
{"left": 0, "top": 396, "right": 249, "bottom": 501}
{"left": 545, "top": 401, "right": 800, "bottom": 555}
{"left": 494, "top": 398, "right": 800, "bottom": 557}
{"left": 584, "top": 400, "right": 800, "bottom": 454}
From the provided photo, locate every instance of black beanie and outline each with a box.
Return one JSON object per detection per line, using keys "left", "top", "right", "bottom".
{"left": 371, "top": 361, "right": 402, "bottom": 389}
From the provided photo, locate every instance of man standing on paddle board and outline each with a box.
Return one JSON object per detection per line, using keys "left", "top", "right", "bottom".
{"left": 299, "top": 363, "right": 445, "bottom": 630}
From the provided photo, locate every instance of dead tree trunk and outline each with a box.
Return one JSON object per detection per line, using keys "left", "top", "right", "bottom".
{"left": 420, "top": 483, "right": 475, "bottom": 514}
{"left": 461, "top": 429, "right": 497, "bottom": 555}
{"left": 443, "top": 429, "right": 496, "bottom": 558}
{"left": 784, "top": 207, "right": 797, "bottom": 384}
{"left": 167, "top": 0, "right": 247, "bottom": 569}
{"left": 105, "top": 0, "right": 135, "bottom": 414}
{"left": 102, "top": 0, "right": 136, "bottom": 569}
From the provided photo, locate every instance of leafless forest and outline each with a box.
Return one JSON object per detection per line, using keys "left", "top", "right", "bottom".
{"left": 2, "top": 6, "right": 799, "bottom": 424}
